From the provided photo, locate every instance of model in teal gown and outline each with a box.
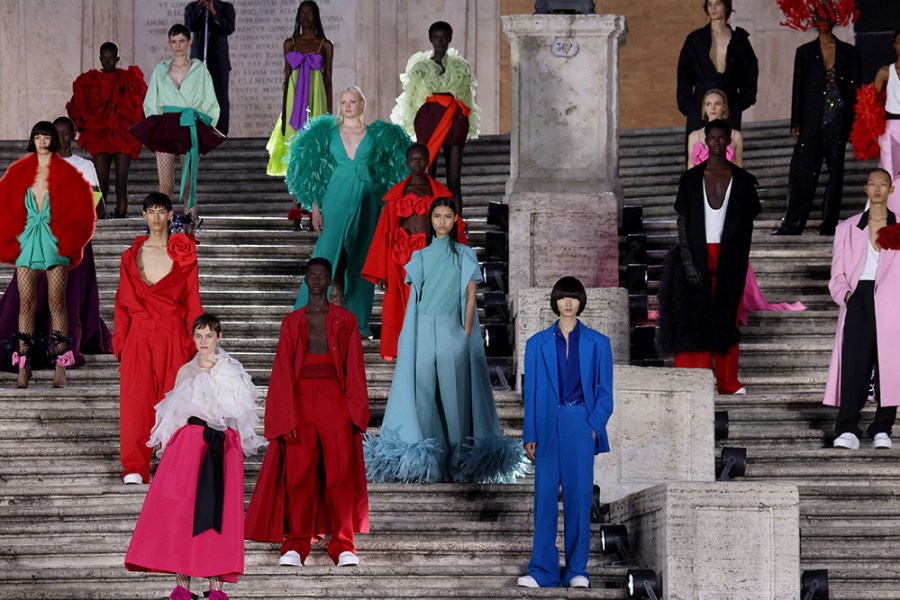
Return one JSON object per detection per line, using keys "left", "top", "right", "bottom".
{"left": 286, "top": 115, "right": 409, "bottom": 335}
{"left": 16, "top": 190, "right": 70, "bottom": 270}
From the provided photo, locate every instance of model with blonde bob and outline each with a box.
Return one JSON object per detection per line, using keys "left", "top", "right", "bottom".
{"left": 687, "top": 88, "right": 744, "bottom": 168}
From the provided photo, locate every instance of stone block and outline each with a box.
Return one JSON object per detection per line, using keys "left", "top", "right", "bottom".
{"left": 608, "top": 482, "right": 801, "bottom": 600}
{"left": 507, "top": 191, "right": 619, "bottom": 294}
{"left": 514, "top": 287, "right": 629, "bottom": 390}
{"left": 598, "top": 366, "right": 715, "bottom": 503}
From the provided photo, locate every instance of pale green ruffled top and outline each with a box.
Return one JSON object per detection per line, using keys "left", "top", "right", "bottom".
{"left": 15, "top": 189, "right": 70, "bottom": 270}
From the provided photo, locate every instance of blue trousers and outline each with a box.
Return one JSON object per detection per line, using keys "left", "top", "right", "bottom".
{"left": 528, "top": 404, "right": 594, "bottom": 587}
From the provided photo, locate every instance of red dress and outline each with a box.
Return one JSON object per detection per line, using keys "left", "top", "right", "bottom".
{"left": 114, "top": 234, "right": 203, "bottom": 482}
{"left": 0, "top": 154, "right": 95, "bottom": 268}
{"left": 245, "top": 305, "right": 370, "bottom": 562}
{"left": 66, "top": 67, "right": 147, "bottom": 159}
{"left": 362, "top": 175, "right": 466, "bottom": 360}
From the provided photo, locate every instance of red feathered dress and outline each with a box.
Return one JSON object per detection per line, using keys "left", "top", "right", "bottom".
{"left": 362, "top": 175, "right": 466, "bottom": 361}
{"left": 0, "top": 153, "right": 95, "bottom": 268}
{"left": 245, "top": 305, "right": 370, "bottom": 564}
{"left": 66, "top": 67, "right": 147, "bottom": 159}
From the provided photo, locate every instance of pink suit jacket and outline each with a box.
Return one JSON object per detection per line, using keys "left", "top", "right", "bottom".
{"left": 824, "top": 210, "right": 900, "bottom": 407}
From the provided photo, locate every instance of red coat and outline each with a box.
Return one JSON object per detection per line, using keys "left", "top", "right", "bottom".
{"left": 245, "top": 305, "right": 370, "bottom": 542}
{"left": 362, "top": 175, "right": 466, "bottom": 360}
{"left": 0, "top": 153, "right": 95, "bottom": 268}
{"left": 112, "top": 234, "right": 203, "bottom": 361}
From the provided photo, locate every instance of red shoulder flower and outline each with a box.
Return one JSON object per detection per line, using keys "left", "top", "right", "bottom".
{"left": 168, "top": 233, "right": 197, "bottom": 267}
{"left": 877, "top": 223, "right": 900, "bottom": 251}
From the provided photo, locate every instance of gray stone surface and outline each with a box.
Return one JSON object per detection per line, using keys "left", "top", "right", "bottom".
{"left": 507, "top": 190, "right": 620, "bottom": 294}
{"left": 608, "top": 482, "right": 801, "bottom": 600}
{"left": 513, "top": 287, "right": 630, "bottom": 390}
{"left": 598, "top": 366, "right": 715, "bottom": 503}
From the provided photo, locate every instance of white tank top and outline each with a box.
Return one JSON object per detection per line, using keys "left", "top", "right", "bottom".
{"left": 887, "top": 66, "right": 900, "bottom": 115}
{"left": 704, "top": 178, "right": 733, "bottom": 243}
{"left": 860, "top": 242, "right": 880, "bottom": 281}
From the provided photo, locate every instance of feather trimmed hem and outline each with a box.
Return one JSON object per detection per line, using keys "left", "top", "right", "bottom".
{"left": 458, "top": 435, "right": 529, "bottom": 484}
{"left": 363, "top": 428, "right": 442, "bottom": 484}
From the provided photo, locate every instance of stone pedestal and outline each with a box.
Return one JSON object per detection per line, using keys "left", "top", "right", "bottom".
{"left": 513, "top": 287, "right": 629, "bottom": 389}
{"left": 608, "top": 482, "right": 801, "bottom": 600}
{"left": 501, "top": 15, "right": 626, "bottom": 293}
{"left": 598, "top": 366, "right": 715, "bottom": 503}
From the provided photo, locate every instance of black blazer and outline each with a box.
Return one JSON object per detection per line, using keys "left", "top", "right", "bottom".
{"left": 677, "top": 24, "right": 759, "bottom": 133}
{"left": 790, "top": 38, "right": 861, "bottom": 138}
{"left": 184, "top": 0, "right": 235, "bottom": 72}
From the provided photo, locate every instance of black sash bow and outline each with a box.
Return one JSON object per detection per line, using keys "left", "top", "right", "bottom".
{"left": 189, "top": 416, "right": 225, "bottom": 536}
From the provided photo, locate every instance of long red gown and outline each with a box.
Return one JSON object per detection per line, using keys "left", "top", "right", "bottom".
{"left": 114, "top": 234, "right": 203, "bottom": 482}
{"left": 362, "top": 174, "right": 466, "bottom": 360}
{"left": 245, "top": 305, "right": 370, "bottom": 562}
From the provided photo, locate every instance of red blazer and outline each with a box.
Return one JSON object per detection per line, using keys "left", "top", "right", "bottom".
{"left": 0, "top": 153, "right": 95, "bottom": 268}
{"left": 246, "top": 305, "right": 371, "bottom": 542}
{"left": 112, "top": 235, "right": 203, "bottom": 360}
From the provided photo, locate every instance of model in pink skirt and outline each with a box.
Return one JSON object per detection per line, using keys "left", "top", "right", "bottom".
{"left": 125, "top": 314, "right": 264, "bottom": 599}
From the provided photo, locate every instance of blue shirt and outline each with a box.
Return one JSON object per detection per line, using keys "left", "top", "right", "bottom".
{"left": 554, "top": 321, "right": 585, "bottom": 407}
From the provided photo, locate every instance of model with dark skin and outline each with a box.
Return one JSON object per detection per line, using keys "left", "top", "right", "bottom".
{"left": 375, "top": 145, "right": 431, "bottom": 292}
{"left": 303, "top": 261, "right": 331, "bottom": 356}
{"left": 54, "top": 120, "right": 103, "bottom": 219}
{"left": 281, "top": 1, "right": 333, "bottom": 136}
{"left": 94, "top": 45, "right": 134, "bottom": 218}
{"left": 704, "top": 124, "right": 734, "bottom": 209}
{"left": 791, "top": 15, "right": 837, "bottom": 143}
{"left": 427, "top": 25, "right": 464, "bottom": 214}
{"left": 874, "top": 32, "right": 900, "bottom": 94}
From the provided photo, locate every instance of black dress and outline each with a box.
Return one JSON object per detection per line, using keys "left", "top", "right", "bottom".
{"left": 676, "top": 24, "right": 759, "bottom": 135}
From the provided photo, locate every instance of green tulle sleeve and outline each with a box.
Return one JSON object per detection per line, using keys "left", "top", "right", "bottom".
{"left": 366, "top": 120, "right": 412, "bottom": 200}
{"left": 285, "top": 114, "right": 339, "bottom": 210}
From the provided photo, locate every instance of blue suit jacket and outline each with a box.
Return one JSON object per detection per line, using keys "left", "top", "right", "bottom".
{"left": 523, "top": 322, "right": 614, "bottom": 457}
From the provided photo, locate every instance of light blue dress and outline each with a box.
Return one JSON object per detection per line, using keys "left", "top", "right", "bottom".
{"left": 364, "top": 239, "right": 526, "bottom": 484}
{"left": 15, "top": 190, "right": 69, "bottom": 270}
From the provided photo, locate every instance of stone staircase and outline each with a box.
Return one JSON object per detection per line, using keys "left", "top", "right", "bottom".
{"left": 0, "top": 137, "right": 630, "bottom": 598}
{"left": 620, "top": 121, "right": 900, "bottom": 600}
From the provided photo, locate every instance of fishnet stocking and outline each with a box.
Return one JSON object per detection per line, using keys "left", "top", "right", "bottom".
{"left": 175, "top": 573, "right": 191, "bottom": 589}
{"left": 156, "top": 152, "right": 192, "bottom": 215}
{"left": 46, "top": 266, "right": 68, "bottom": 342}
{"left": 113, "top": 153, "right": 132, "bottom": 217}
{"left": 15, "top": 267, "right": 38, "bottom": 340}
{"left": 209, "top": 576, "right": 223, "bottom": 591}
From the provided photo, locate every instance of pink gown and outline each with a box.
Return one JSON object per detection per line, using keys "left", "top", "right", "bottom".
{"left": 691, "top": 140, "right": 807, "bottom": 325}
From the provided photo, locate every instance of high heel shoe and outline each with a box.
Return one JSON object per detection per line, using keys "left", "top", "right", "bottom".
{"left": 50, "top": 331, "right": 74, "bottom": 389}
{"left": 11, "top": 332, "right": 32, "bottom": 389}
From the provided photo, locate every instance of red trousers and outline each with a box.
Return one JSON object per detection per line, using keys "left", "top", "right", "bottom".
{"left": 673, "top": 243, "right": 744, "bottom": 394}
{"left": 281, "top": 376, "right": 356, "bottom": 563}
{"left": 119, "top": 319, "right": 192, "bottom": 481}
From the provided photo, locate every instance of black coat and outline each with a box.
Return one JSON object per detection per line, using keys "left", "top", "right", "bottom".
{"left": 657, "top": 163, "right": 761, "bottom": 355}
{"left": 184, "top": 0, "right": 235, "bottom": 72}
{"left": 677, "top": 24, "right": 758, "bottom": 134}
{"left": 790, "top": 38, "right": 861, "bottom": 139}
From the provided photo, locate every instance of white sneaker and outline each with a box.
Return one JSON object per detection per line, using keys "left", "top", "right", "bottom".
{"left": 873, "top": 433, "right": 893, "bottom": 450}
{"left": 122, "top": 473, "right": 143, "bottom": 485}
{"left": 517, "top": 575, "right": 539, "bottom": 588}
{"left": 568, "top": 575, "right": 590, "bottom": 588}
{"left": 833, "top": 432, "right": 860, "bottom": 449}
{"left": 732, "top": 387, "right": 747, "bottom": 396}
{"left": 278, "top": 550, "right": 301, "bottom": 567}
{"left": 337, "top": 551, "right": 359, "bottom": 567}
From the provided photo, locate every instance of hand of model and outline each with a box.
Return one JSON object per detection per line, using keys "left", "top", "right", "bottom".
{"left": 684, "top": 264, "right": 703, "bottom": 287}
{"left": 790, "top": 127, "right": 799, "bottom": 143}
{"left": 200, "top": 0, "right": 216, "bottom": 16}
{"left": 844, "top": 290, "right": 852, "bottom": 303}
{"left": 377, "top": 279, "right": 387, "bottom": 292}
{"left": 284, "top": 429, "right": 301, "bottom": 445}
{"left": 524, "top": 442, "right": 536, "bottom": 462}
{"left": 311, "top": 205, "right": 323, "bottom": 233}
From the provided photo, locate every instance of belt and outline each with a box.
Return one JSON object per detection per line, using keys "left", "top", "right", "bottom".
{"left": 188, "top": 416, "right": 225, "bottom": 536}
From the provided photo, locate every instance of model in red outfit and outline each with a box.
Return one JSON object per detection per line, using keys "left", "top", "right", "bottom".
{"left": 114, "top": 194, "right": 202, "bottom": 483}
{"left": 362, "top": 143, "right": 465, "bottom": 360}
{"left": 246, "top": 258, "right": 370, "bottom": 567}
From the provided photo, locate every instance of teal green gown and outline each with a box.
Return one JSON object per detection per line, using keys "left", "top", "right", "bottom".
{"left": 293, "top": 128, "right": 381, "bottom": 336}
{"left": 16, "top": 190, "right": 70, "bottom": 270}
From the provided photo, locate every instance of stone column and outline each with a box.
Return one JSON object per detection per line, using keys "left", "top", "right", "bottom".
{"left": 501, "top": 14, "right": 627, "bottom": 292}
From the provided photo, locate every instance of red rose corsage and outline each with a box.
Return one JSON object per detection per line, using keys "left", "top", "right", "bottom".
{"left": 167, "top": 232, "right": 197, "bottom": 267}
{"left": 878, "top": 223, "right": 900, "bottom": 250}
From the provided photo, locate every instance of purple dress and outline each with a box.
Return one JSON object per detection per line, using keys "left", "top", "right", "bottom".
{"left": 0, "top": 241, "right": 112, "bottom": 371}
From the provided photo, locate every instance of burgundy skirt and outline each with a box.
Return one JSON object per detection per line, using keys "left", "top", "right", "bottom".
{"left": 125, "top": 424, "right": 245, "bottom": 582}
{"left": 130, "top": 113, "right": 225, "bottom": 155}
{"left": 413, "top": 96, "right": 469, "bottom": 148}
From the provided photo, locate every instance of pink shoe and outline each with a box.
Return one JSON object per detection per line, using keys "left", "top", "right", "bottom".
{"left": 208, "top": 591, "right": 229, "bottom": 600}
{"left": 169, "top": 586, "right": 195, "bottom": 600}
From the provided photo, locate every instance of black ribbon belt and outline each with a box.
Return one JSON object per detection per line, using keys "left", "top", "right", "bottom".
{"left": 887, "top": 112, "right": 900, "bottom": 120}
{"left": 189, "top": 416, "right": 225, "bottom": 536}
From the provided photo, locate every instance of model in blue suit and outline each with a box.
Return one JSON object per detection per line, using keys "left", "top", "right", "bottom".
{"left": 519, "top": 277, "right": 614, "bottom": 589}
